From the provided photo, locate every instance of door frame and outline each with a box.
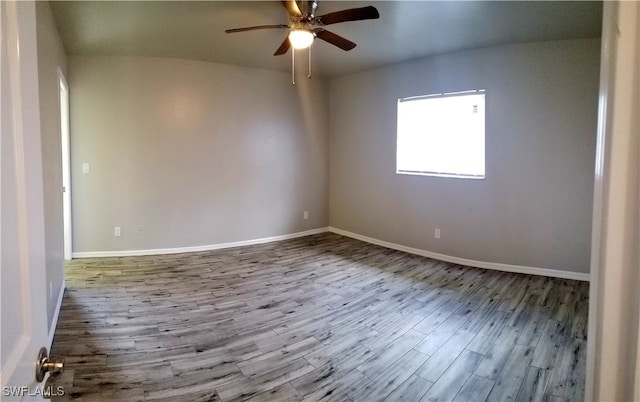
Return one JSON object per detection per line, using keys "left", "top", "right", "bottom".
{"left": 58, "top": 67, "right": 72, "bottom": 260}
{"left": 585, "top": 1, "right": 640, "bottom": 400}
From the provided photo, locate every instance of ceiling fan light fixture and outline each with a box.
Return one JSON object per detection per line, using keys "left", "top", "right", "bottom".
{"left": 289, "top": 29, "right": 314, "bottom": 49}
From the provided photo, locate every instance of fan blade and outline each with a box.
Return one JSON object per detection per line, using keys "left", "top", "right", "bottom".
{"left": 316, "top": 6, "right": 379, "bottom": 25}
{"left": 274, "top": 36, "right": 291, "bottom": 56}
{"left": 315, "top": 29, "right": 356, "bottom": 51}
{"left": 225, "top": 24, "right": 288, "bottom": 33}
{"left": 281, "top": 0, "right": 302, "bottom": 17}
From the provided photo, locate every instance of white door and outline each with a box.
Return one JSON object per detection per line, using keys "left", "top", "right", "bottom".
{"left": 1, "top": 1, "right": 52, "bottom": 400}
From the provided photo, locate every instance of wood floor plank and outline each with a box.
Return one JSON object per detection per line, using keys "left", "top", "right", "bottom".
{"left": 545, "top": 335, "right": 573, "bottom": 398}
{"left": 305, "top": 328, "right": 375, "bottom": 369}
{"left": 415, "top": 330, "right": 476, "bottom": 382}
{"left": 356, "top": 329, "right": 426, "bottom": 378}
{"left": 143, "top": 389, "right": 220, "bottom": 402}
{"left": 143, "top": 362, "right": 241, "bottom": 400}
{"left": 215, "top": 358, "right": 315, "bottom": 401}
{"left": 531, "top": 319, "right": 569, "bottom": 370}
{"left": 300, "top": 367, "right": 369, "bottom": 402}
{"left": 485, "top": 344, "right": 536, "bottom": 402}
{"left": 474, "top": 326, "right": 519, "bottom": 380}
{"left": 384, "top": 374, "right": 433, "bottom": 401}
{"left": 237, "top": 337, "right": 322, "bottom": 377}
{"left": 515, "top": 366, "right": 551, "bottom": 402}
{"left": 54, "top": 386, "right": 145, "bottom": 402}
{"left": 413, "top": 299, "right": 462, "bottom": 335}
{"left": 565, "top": 336, "right": 587, "bottom": 402}
{"left": 542, "top": 395, "right": 570, "bottom": 402}
{"left": 73, "top": 364, "right": 173, "bottom": 388}
{"left": 420, "top": 349, "right": 484, "bottom": 402}
{"left": 290, "top": 363, "right": 346, "bottom": 397}
{"left": 351, "top": 349, "right": 430, "bottom": 402}
{"left": 362, "top": 313, "right": 425, "bottom": 351}
{"left": 50, "top": 233, "right": 588, "bottom": 402}
{"left": 452, "top": 374, "right": 494, "bottom": 402}
{"left": 466, "top": 311, "right": 511, "bottom": 355}
{"left": 245, "top": 383, "right": 302, "bottom": 402}
{"left": 570, "top": 284, "right": 589, "bottom": 341}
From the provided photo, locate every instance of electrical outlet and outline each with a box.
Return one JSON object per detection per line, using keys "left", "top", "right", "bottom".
{"left": 114, "top": 226, "right": 121, "bottom": 237}
{"left": 434, "top": 228, "right": 440, "bottom": 239}
{"left": 82, "top": 163, "right": 90, "bottom": 174}
{"left": 303, "top": 211, "right": 309, "bottom": 220}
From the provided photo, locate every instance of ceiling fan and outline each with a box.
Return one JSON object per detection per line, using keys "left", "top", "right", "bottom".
{"left": 225, "top": 1, "right": 380, "bottom": 56}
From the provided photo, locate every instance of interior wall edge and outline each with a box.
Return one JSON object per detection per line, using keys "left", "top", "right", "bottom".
{"left": 71, "top": 227, "right": 330, "bottom": 259}
{"left": 329, "top": 226, "right": 590, "bottom": 282}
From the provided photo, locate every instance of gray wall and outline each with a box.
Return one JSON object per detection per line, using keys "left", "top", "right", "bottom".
{"left": 36, "top": 1, "right": 67, "bottom": 332}
{"left": 69, "top": 56, "right": 329, "bottom": 253}
{"left": 329, "top": 39, "right": 600, "bottom": 274}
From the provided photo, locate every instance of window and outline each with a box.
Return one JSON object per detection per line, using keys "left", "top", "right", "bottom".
{"left": 396, "top": 90, "right": 485, "bottom": 179}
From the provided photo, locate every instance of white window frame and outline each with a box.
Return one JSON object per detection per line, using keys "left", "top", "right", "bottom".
{"left": 396, "top": 89, "right": 486, "bottom": 179}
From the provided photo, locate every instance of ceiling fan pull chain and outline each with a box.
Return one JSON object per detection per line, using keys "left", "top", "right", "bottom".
{"left": 308, "top": 45, "right": 312, "bottom": 79}
{"left": 292, "top": 48, "right": 296, "bottom": 85}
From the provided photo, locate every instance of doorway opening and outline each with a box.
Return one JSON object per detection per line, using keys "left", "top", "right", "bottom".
{"left": 59, "top": 68, "right": 72, "bottom": 260}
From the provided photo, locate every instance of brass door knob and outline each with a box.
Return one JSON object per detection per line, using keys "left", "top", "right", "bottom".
{"left": 35, "top": 347, "right": 65, "bottom": 398}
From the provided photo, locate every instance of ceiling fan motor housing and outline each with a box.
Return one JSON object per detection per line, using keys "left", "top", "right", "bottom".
{"left": 297, "top": 1, "right": 318, "bottom": 19}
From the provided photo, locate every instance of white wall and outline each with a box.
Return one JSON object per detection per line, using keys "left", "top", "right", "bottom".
{"left": 69, "top": 56, "right": 329, "bottom": 253}
{"left": 329, "top": 39, "right": 600, "bottom": 275}
{"left": 36, "top": 1, "right": 67, "bottom": 333}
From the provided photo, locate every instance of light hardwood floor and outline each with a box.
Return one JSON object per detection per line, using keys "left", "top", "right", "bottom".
{"left": 51, "top": 233, "right": 588, "bottom": 401}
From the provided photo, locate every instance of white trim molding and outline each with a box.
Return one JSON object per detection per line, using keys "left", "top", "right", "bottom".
{"left": 71, "top": 227, "right": 330, "bottom": 258}
{"left": 48, "top": 281, "right": 66, "bottom": 349}
{"left": 329, "top": 226, "right": 590, "bottom": 282}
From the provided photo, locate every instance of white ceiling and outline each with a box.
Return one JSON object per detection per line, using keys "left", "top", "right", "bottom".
{"left": 50, "top": 1, "right": 602, "bottom": 78}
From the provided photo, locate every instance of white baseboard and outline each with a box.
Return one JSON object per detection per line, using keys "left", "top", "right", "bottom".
{"left": 48, "top": 281, "right": 65, "bottom": 349}
{"left": 329, "top": 226, "right": 590, "bottom": 282}
{"left": 70, "top": 225, "right": 589, "bottom": 281}
{"left": 71, "top": 227, "right": 330, "bottom": 258}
